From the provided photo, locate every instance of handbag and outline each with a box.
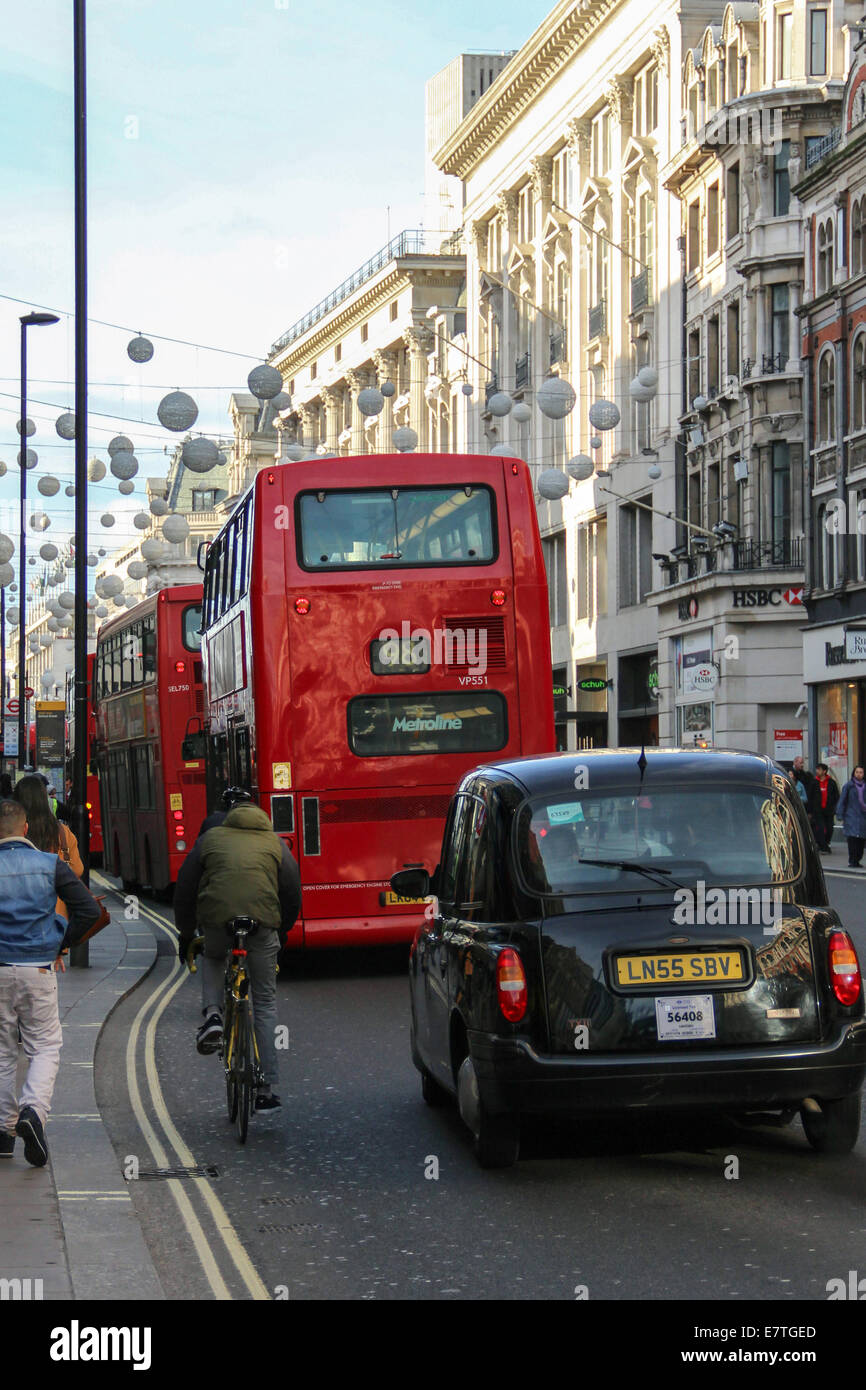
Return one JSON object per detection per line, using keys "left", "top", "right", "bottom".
{"left": 76, "top": 895, "right": 112, "bottom": 945}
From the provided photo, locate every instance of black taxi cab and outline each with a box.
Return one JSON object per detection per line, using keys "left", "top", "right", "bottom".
{"left": 391, "top": 749, "right": 866, "bottom": 1167}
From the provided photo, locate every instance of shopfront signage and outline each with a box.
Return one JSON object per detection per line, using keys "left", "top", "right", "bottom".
{"left": 677, "top": 596, "right": 699, "bottom": 621}
{"left": 732, "top": 587, "right": 803, "bottom": 608}
{"left": 575, "top": 678, "right": 610, "bottom": 692}
{"left": 774, "top": 728, "right": 803, "bottom": 761}
{"left": 845, "top": 628, "right": 866, "bottom": 661}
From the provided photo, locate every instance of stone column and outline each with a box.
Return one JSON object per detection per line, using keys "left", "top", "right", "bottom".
{"left": 297, "top": 405, "right": 316, "bottom": 451}
{"left": 373, "top": 350, "right": 397, "bottom": 452}
{"left": 343, "top": 370, "right": 366, "bottom": 455}
{"left": 320, "top": 385, "right": 341, "bottom": 451}
{"left": 403, "top": 327, "right": 433, "bottom": 450}
{"left": 787, "top": 281, "right": 802, "bottom": 371}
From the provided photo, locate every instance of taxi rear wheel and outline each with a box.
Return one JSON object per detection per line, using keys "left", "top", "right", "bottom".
{"left": 457, "top": 1056, "right": 520, "bottom": 1169}
{"left": 800, "top": 1092, "right": 861, "bottom": 1154}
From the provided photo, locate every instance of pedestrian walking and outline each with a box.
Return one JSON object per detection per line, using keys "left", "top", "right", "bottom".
{"left": 808, "top": 763, "right": 840, "bottom": 854}
{"left": 791, "top": 754, "right": 815, "bottom": 804}
{"left": 0, "top": 799, "right": 101, "bottom": 1166}
{"left": 174, "top": 801, "right": 300, "bottom": 1113}
{"left": 837, "top": 766, "right": 866, "bottom": 868}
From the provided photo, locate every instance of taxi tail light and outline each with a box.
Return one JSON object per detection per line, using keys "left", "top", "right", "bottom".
{"left": 496, "top": 948, "right": 527, "bottom": 1023}
{"left": 828, "top": 930, "right": 861, "bottom": 1007}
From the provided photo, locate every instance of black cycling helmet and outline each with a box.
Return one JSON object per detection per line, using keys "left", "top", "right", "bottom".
{"left": 221, "top": 786, "right": 253, "bottom": 810}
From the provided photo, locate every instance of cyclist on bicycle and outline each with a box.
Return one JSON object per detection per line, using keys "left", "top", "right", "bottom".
{"left": 174, "top": 796, "right": 300, "bottom": 1112}
{"left": 196, "top": 785, "right": 252, "bottom": 839}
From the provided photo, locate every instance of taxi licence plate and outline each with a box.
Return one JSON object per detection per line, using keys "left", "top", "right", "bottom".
{"left": 614, "top": 950, "right": 745, "bottom": 988}
{"left": 384, "top": 891, "right": 427, "bottom": 906}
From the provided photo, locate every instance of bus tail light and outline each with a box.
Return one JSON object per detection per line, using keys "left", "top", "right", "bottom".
{"left": 175, "top": 660, "right": 185, "bottom": 673}
{"left": 511, "top": 463, "right": 519, "bottom": 474}
{"left": 295, "top": 598, "right": 311, "bottom": 615}
{"left": 496, "top": 948, "right": 527, "bottom": 1023}
{"left": 176, "top": 839, "right": 187, "bottom": 852}
{"left": 267, "top": 471, "right": 276, "bottom": 483}
{"left": 491, "top": 589, "right": 506, "bottom": 606}
{"left": 173, "top": 810, "right": 183, "bottom": 820}
{"left": 829, "top": 930, "right": 861, "bottom": 1006}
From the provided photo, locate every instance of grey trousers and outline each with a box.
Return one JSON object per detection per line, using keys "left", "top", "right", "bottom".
{"left": 199, "top": 927, "right": 280, "bottom": 1089}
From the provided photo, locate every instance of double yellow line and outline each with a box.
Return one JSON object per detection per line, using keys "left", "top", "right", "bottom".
{"left": 95, "top": 876, "right": 270, "bottom": 1301}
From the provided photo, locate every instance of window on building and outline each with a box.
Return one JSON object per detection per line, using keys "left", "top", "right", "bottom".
{"left": 707, "top": 62, "right": 719, "bottom": 116}
{"left": 518, "top": 183, "right": 534, "bottom": 243}
{"left": 739, "top": 53, "right": 748, "bottom": 95}
{"left": 688, "top": 469, "right": 703, "bottom": 536}
{"left": 771, "top": 442, "right": 790, "bottom": 551}
{"left": 777, "top": 11, "right": 793, "bottom": 79}
{"left": 310, "top": 360, "right": 317, "bottom": 380}
{"left": 618, "top": 500, "right": 652, "bottom": 607}
{"left": 708, "top": 462, "right": 721, "bottom": 529}
{"left": 688, "top": 200, "right": 701, "bottom": 271}
{"left": 390, "top": 300, "right": 399, "bottom": 321}
{"left": 543, "top": 531, "right": 568, "bottom": 627}
{"left": 727, "top": 300, "right": 740, "bottom": 377}
{"left": 853, "top": 334, "right": 866, "bottom": 431}
{"left": 852, "top": 198, "right": 864, "bottom": 275}
{"left": 817, "top": 217, "right": 834, "bottom": 293}
{"left": 688, "top": 326, "right": 702, "bottom": 402}
{"left": 577, "top": 516, "right": 607, "bottom": 622}
{"left": 726, "top": 163, "right": 740, "bottom": 240}
{"left": 817, "top": 503, "right": 837, "bottom": 588}
{"left": 774, "top": 141, "right": 790, "bottom": 215}
{"left": 708, "top": 316, "right": 721, "bottom": 393}
{"left": 192, "top": 488, "right": 216, "bottom": 512}
{"left": 726, "top": 455, "right": 742, "bottom": 531}
{"left": 707, "top": 182, "right": 720, "bottom": 257}
{"left": 809, "top": 8, "right": 828, "bottom": 75}
{"left": 551, "top": 149, "right": 569, "bottom": 209}
{"left": 637, "top": 189, "right": 655, "bottom": 267}
{"left": 334, "top": 343, "right": 342, "bottom": 363}
{"left": 487, "top": 217, "right": 501, "bottom": 270}
{"left": 771, "top": 284, "right": 789, "bottom": 363}
{"left": 360, "top": 323, "right": 368, "bottom": 343}
{"left": 726, "top": 42, "right": 738, "bottom": 101}
{"left": 688, "top": 79, "right": 700, "bottom": 137}
{"left": 818, "top": 349, "right": 835, "bottom": 441}
{"left": 591, "top": 110, "right": 611, "bottom": 176}
{"left": 856, "top": 488, "right": 866, "bottom": 581}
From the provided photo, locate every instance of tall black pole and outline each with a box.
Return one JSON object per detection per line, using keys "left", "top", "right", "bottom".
{"left": 18, "top": 323, "right": 28, "bottom": 771}
{"left": 72, "top": 0, "right": 90, "bottom": 939}
{"left": 1, "top": 584, "right": 6, "bottom": 766}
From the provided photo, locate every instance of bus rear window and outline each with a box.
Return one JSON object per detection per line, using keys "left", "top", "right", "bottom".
{"left": 182, "top": 604, "right": 202, "bottom": 651}
{"left": 298, "top": 486, "right": 496, "bottom": 568}
{"left": 347, "top": 692, "right": 507, "bottom": 757}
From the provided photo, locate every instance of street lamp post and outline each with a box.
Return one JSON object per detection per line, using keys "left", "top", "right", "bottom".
{"left": 18, "top": 312, "right": 59, "bottom": 770}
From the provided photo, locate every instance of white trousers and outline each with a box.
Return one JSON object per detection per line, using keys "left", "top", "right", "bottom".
{"left": 0, "top": 965, "right": 62, "bottom": 1131}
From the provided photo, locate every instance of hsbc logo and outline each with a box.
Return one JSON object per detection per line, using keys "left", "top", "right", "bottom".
{"left": 732, "top": 587, "right": 803, "bottom": 608}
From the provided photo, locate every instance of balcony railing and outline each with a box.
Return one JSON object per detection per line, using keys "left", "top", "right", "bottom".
{"left": 515, "top": 352, "right": 531, "bottom": 389}
{"left": 805, "top": 129, "right": 841, "bottom": 169}
{"left": 270, "top": 230, "right": 459, "bottom": 353}
{"left": 630, "top": 267, "right": 651, "bottom": 314}
{"left": 549, "top": 329, "right": 566, "bottom": 366}
{"left": 813, "top": 444, "right": 838, "bottom": 484}
{"left": 484, "top": 375, "right": 500, "bottom": 405}
{"left": 731, "top": 537, "right": 804, "bottom": 569}
{"left": 588, "top": 299, "right": 606, "bottom": 340}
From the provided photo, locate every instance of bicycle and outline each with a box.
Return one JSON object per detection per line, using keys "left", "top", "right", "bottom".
{"left": 188, "top": 916, "right": 265, "bottom": 1144}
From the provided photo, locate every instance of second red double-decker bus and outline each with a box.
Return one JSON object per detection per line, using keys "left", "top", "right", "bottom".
{"left": 200, "top": 453, "right": 554, "bottom": 948}
{"left": 93, "top": 584, "right": 206, "bottom": 892}
{"left": 66, "top": 654, "right": 103, "bottom": 862}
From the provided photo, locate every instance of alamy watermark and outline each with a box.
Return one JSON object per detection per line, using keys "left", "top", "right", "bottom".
{"left": 377, "top": 620, "right": 488, "bottom": 677}
{"left": 685, "top": 105, "right": 784, "bottom": 152}
{"left": 673, "top": 880, "right": 782, "bottom": 929}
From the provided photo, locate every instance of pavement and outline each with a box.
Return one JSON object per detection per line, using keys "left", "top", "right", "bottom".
{"left": 1, "top": 905, "right": 165, "bottom": 1302}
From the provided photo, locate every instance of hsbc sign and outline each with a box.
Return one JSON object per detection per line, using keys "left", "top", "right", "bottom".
{"left": 731, "top": 586, "right": 804, "bottom": 608}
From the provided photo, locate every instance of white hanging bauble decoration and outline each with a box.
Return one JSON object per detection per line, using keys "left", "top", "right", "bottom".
{"left": 16, "top": 417, "right": 36, "bottom": 437}
{"left": 486, "top": 391, "right": 513, "bottom": 417}
{"left": 100, "top": 513, "right": 116, "bottom": 528}
{"left": 157, "top": 391, "right": 198, "bottom": 431}
{"left": 110, "top": 450, "right": 138, "bottom": 479}
{"left": 512, "top": 401, "right": 532, "bottom": 424}
{"left": 6, "top": 607, "right": 20, "bottom": 625}
{"left": 537, "top": 469, "right": 570, "bottom": 500}
{"left": 101, "top": 575, "right": 123, "bottom": 597}
{"left": 41, "top": 670, "right": 55, "bottom": 690}
{"left": 392, "top": 426, "right": 418, "bottom": 453}
{"left": 117, "top": 480, "right": 136, "bottom": 495}
{"left": 357, "top": 387, "right": 385, "bottom": 417}
{"left": 247, "top": 364, "right": 283, "bottom": 400}
{"left": 0, "top": 461, "right": 6, "bottom": 477}
{"left": 64, "top": 556, "right": 74, "bottom": 568}
{"left": 18, "top": 449, "right": 38, "bottom": 469}
{"left": 0, "top": 562, "right": 13, "bottom": 588}
{"left": 182, "top": 437, "right": 220, "bottom": 472}
{"left": 95, "top": 604, "right": 108, "bottom": 618}
{"left": 98, "top": 547, "right": 106, "bottom": 556}
{"left": 30, "top": 512, "right": 50, "bottom": 531}
{"left": 58, "top": 591, "right": 75, "bottom": 610}
{"left": 37, "top": 475, "right": 60, "bottom": 497}
{"left": 127, "top": 560, "right": 148, "bottom": 580}
{"left": 127, "top": 336, "right": 154, "bottom": 363}
{"left": 48, "top": 598, "right": 64, "bottom": 616}
{"left": 588, "top": 399, "right": 621, "bottom": 431}
{"left": 648, "top": 464, "right": 662, "bottom": 480}
{"left": 271, "top": 391, "right": 292, "bottom": 413}
{"left": 87, "top": 596, "right": 98, "bottom": 609}
{"left": 141, "top": 538, "right": 167, "bottom": 563}
{"left": 537, "top": 377, "right": 576, "bottom": 419}
{"left": 86, "top": 553, "right": 98, "bottom": 566}
{"left": 461, "top": 382, "right": 473, "bottom": 397}
{"left": 637, "top": 366, "right": 659, "bottom": 389}
{"left": 380, "top": 380, "right": 396, "bottom": 398}
{"left": 40, "top": 633, "right": 52, "bottom": 648}
{"left": 0, "top": 534, "right": 14, "bottom": 564}
{"left": 589, "top": 436, "right": 602, "bottom": 450}
{"left": 162, "top": 514, "right": 190, "bottom": 544}
{"left": 55, "top": 412, "right": 76, "bottom": 439}
{"left": 88, "top": 457, "right": 106, "bottom": 482}
{"left": 628, "top": 377, "right": 655, "bottom": 403}
{"left": 567, "top": 455, "right": 595, "bottom": 481}
{"left": 65, "top": 484, "right": 75, "bottom": 497}
{"left": 39, "top": 543, "right": 58, "bottom": 561}
{"left": 149, "top": 496, "right": 169, "bottom": 517}
{"left": 284, "top": 443, "right": 305, "bottom": 462}
{"left": 108, "top": 435, "right": 134, "bottom": 457}
{"left": 133, "top": 512, "right": 151, "bottom": 530}
{"left": 489, "top": 443, "right": 521, "bottom": 457}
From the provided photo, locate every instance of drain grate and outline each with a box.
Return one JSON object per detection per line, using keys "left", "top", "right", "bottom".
{"left": 258, "top": 1222, "right": 322, "bottom": 1235}
{"left": 260, "top": 1195, "right": 313, "bottom": 1207}
{"left": 134, "top": 1165, "right": 220, "bottom": 1181}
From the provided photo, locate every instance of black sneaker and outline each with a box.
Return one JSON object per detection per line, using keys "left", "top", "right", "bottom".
{"left": 0, "top": 1133, "right": 14, "bottom": 1157}
{"left": 254, "top": 1092, "right": 282, "bottom": 1113}
{"left": 196, "top": 1013, "right": 223, "bottom": 1055}
{"left": 15, "top": 1106, "right": 47, "bottom": 1168}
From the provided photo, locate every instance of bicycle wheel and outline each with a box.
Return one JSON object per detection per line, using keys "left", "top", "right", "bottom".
{"left": 224, "top": 1004, "right": 238, "bottom": 1123}
{"left": 235, "top": 1000, "right": 254, "bottom": 1144}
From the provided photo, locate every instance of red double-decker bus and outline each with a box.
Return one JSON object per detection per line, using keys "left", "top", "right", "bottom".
{"left": 65, "top": 654, "right": 103, "bottom": 862}
{"left": 93, "top": 584, "right": 206, "bottom": 892}
{"left": 200, "top": 453, "right": 554, "bottom": 948}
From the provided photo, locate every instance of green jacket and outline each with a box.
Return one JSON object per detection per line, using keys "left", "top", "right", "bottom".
{"left": 177, "top": 803, "right": 300, "bottom": 935}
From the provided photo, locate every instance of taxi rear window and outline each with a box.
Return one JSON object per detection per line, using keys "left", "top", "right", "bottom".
{"left": 514, "top": 784, "right": 802, "bottom": 896}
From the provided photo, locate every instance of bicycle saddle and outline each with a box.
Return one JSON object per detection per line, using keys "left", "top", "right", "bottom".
{"left": 225, "top": 916, "right": 261, "bottom": 936}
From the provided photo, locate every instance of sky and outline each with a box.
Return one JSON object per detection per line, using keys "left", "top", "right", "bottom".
{"left": 0, "top": 0, "right": 553, "bottom": 580}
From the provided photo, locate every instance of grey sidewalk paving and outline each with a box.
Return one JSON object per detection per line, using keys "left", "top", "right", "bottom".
{"left": 1, "top": 912, "right": 165, "bottom": 1301}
